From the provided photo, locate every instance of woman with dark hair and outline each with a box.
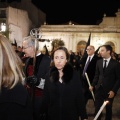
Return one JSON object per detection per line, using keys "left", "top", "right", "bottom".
{"left": 0, "top": 34, "right": 33, "bottom": 120}
{"left": 41, "top": 46, "right": 88, "bottom": 120}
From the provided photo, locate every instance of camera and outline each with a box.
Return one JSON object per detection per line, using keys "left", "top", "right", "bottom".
{"left": 26, "top": 75, "right": 40, "bottom": 87}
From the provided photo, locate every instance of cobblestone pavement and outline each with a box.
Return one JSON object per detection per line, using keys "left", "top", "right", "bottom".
{"left": 80, "top": 89, "right": 120, "bottom": 120}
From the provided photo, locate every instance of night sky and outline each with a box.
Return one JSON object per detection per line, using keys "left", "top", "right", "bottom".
{"left": 32, "top": 0, "right": 120, "bottom": 25}
{"left": 1, "top": 0, "right": 120, "bottom": 25}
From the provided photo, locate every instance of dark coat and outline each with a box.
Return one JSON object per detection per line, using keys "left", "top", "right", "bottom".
{"left": 92, "top": 58, "right": 120, "bottom": 94}
{"left": 80, "top": 54, "right": 99, "bottom": 101}
{"left": 24, "top": 54, "right": 51, "bottom": 120}
{"left": 24, "top": 54, "right": 51, "bottom": 79}
{"left": 41, "top": 63, "right": 88, "bottom": 120}
{"left": 81, "top": 54, "right": 99, "bottom": 84}
{"left": 0, "top": 83, "right": 33, "bottom": 120}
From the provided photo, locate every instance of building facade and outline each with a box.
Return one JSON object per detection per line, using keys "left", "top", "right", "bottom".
{"left": 0, "top": 1, "right": 120, "bottom": 53}
{"left": 40, "top": 9, "right": 120, "bottom": 54}
{"left": 0, "top": 0, "right": 46, "bottom": 46}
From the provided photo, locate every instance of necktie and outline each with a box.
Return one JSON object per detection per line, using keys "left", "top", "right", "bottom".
{"left": 103, "top": 60, "right": 107, "bottom": 72}
{"left": 82, "top": 57, "right": 91, "bottom": 77}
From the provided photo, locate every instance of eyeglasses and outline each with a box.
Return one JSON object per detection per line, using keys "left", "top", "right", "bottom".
{"left": 22, "top": 46, "right": 31, "bottom": 50}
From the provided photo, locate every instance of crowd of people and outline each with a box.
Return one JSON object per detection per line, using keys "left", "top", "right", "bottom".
{"left": 0, "top": 34, "right": 120, "bottom": 120}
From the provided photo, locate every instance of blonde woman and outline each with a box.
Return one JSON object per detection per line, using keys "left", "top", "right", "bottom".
{"left": 0, "top": 34, "right": 33, "bottom": 120}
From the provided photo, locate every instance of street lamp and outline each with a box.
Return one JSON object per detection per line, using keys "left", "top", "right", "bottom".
{"left": 0, "top": 23, "right": 6, "bottom": 32}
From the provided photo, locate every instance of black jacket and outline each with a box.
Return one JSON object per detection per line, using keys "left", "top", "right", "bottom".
{"left": 0, "top": 83, "right": 33, "bottom": 120}
{"left": 41, "top": 63, "right": 88, "bottom": 120}
{"left": 24, "top": 54, "right": 51, "bottom": 79}
{"left": 81, "top": 54, "right": 99, "bottom": 84}
{"left": 92, "top": 58, "right": 120, "bottom": 94}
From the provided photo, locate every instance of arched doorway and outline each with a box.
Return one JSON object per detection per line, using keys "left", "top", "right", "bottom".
{"left": 77, "top": 41, "right": 87, "bottom": 55}
{"left": 105, "top": 41, "right": 115, "bottom": 51}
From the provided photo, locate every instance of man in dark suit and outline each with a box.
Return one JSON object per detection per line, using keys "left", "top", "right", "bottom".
{"left": 22, "top": 36, "right": 51, "bottom": 120}
{"left": 81, "top": 45, "right": 99, "bottom": 108}
{"left": 90, "top": 45, "right": 120, "bottom": 120}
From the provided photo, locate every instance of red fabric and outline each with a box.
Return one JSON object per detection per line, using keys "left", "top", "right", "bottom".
{"left": 27, "top": 65, "right": 33, "bottom": 76}
{"left": 34, "top": 87, "right": 43, "bottom": 96}
{"left": 26, "top": 64, "right": 43, "bottom": 97}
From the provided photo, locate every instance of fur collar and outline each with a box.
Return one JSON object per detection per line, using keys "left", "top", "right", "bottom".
{"left": 50, "top": 63, "right": 73, "bottom": 83}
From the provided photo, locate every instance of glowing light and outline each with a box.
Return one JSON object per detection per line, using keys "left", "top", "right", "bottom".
{"left": 0, "top": 23, "right": 6, "bottom": 32}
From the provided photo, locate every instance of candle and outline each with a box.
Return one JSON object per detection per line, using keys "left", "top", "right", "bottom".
{"left": 85, "top": 72, "right": 95, "bottom": 101}
{"left": 94, "top": 101, "right": 109, "bottom": 120}
{"left": 85, "top": 72, "right": 91, "bottom": 86}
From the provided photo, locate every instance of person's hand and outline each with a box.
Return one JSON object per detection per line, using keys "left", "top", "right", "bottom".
{"left": 89, "top": 86, "right": 93, "bottom": 92}
{"left": 108, "top": 91, "right": 115, "bottom": 98}
{"left": 26, "top": 75, "right": 40, "bottom": 87}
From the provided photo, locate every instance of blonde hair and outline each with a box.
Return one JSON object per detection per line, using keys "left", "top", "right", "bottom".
{"left": 0, "top": 34, "right": 25, "bottom": 90}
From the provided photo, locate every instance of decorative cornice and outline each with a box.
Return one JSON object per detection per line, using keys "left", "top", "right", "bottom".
{"left": 40, "top": 25, "right": 120, "bottom": 33}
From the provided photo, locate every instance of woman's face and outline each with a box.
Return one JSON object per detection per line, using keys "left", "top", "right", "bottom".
{"left": 54, "top": 50, "right": 67, "bottom": 70}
